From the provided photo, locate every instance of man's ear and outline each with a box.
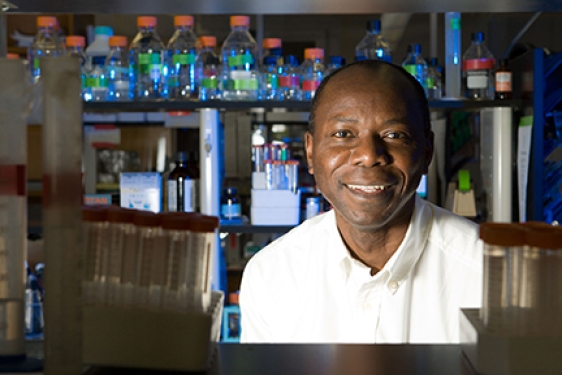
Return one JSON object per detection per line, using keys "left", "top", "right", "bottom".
{"left": 423, "top": 131, "right": 434, "bottom": 175}
{"left": 305, "top": 131, "right": 314, "bottom": 175}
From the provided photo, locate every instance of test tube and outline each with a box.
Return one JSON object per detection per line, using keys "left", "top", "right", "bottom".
{"left": 253, "top": 145, "right": 265, "bottom": 172}
{"left": 118, "top": 212, "right": 140, "bottom": 309}
{"left": 265, "top": 160, "right": 274, "bottom": 189}
{"left": 479, "top": 223, "right": 525, "bottom": 333}
{"left": 272, "top": 160, "right": 285, "bottom": 189}
{"left": 285, "top": 160, "right": 299, "bottom": 193}
{"left": 519, "top": 225, "right": 562, "bottom": 335}
{"left": 133, "top": 211, "right": 163, "bottom": 310}
{"left": 161, "top": 213, "right": 193, "bottom": 312}
{"left": 105, "top": 207, "right": 135, "bottom": 307}
{"left": 279, "top": 144, "right": 289, "bottom": 161}
{"left": 82, "top": 207, "right": 109, "bottom": 307}
{"left": 190, "top": 215, "right": 219, "bottom": 312}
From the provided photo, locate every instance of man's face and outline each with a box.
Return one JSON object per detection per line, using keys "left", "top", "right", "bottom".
{"left": 305, "top": 66, "right": 433, "bottom": 231}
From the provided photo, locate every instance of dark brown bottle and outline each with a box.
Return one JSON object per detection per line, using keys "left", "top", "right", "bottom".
{"left": 495, "top": 59, "right": 512, "bottom": 100}
{"left": 167, "top": 151, "right": 195, "bottom": 212}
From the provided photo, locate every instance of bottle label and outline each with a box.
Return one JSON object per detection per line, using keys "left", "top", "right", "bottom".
{"left": 426, "top": 77, "right": 435, "bottom": 89}
{"left": 403, "top": 64, "right": 418, "bottom": 76}
{"left": 229, "top": 78, "right": 259, "bottom": 90}
{"left": 495, "top": 72, "right": 512, "bottom": 92}
{"left": 168, "top": 180, "right": 178, "bottom": 212}
{"left": 450, "top": 17, "right": 461, "bottom": 30}
{"left": 463, "top": 58, "right": 495, "bottom": 71}
{"left": 466, "top": 70, "right": 489, "bottom": 89}
{"left": 86, "top": 76, "right": 109, "bottom": 88}
{"left": 228, "top": 54, "right": 254, "bottom": 67}
{"left": 139, "top": 53, "right": 162, "bottom": 78}
{"left": 264, "top": 74, "right": 279, "bottom": 88}
{"left": 202, "top": 77, "right": 218, "bottom": 89}
{"left": 33, "top": 58, "right": 40, "bottom": 70}
{"left": 183, "top": 179, "right": 195, "bottom": 212}
{"left": 221, "top": 203, "right": 241, "bottom": 219}
{"left": 302, "top": 80, "right": 321, "bottom": 91}
{"left": 172, "top": 53, "right": 196, "bottom": 65}
{"left": 279, "top": 76, "right": 300, "bottom": 88}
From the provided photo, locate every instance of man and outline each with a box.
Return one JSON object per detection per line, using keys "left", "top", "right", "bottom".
{"left": 240, "top": 60, "right": 482, "bottom": 344}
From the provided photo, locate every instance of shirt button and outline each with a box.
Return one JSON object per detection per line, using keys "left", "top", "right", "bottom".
{"left": 388, "top": 280, "right": 399, "bottom": 291}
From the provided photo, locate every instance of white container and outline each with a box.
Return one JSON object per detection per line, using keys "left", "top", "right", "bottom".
{"left": 85, "top": 26, "right": 113, "bottom": 67}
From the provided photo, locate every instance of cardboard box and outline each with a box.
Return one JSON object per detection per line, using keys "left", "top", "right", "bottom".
{"left": 120, "top": 172, "right": 162, "bottom": 213}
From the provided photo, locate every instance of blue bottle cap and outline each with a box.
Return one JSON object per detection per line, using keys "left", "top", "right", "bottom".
{"left": 472, "top": 32, "right": 485, "bottom": 42}
{"left": 429, "top": 57, "right": 438, "bottom": 66}
{"left": 94, "top": 26, "right": 114, "bottom": 36}
{"left": 269, "top": 47, "right": 283, "bottom": 57}
{"left": 411, "top": 43, "right": 422, "bottom": 54}
{"left": 367, "top": 19, "right": 382, "bottom": 33}
{"left": 223, "top": 187, "right": 238, "bottom": 196}
{"left": 329, "top": 56, "right": 346, "bottom": 66}
{"left": 263, "top": 56, "right": 278, "bottom": 66}
{"left": 284, "top": 55, "right": 299, "bottom": 66}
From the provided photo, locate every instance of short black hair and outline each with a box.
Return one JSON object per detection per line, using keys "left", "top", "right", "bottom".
{"left": 308, "top": 60, "right": 431, "bottom": 137}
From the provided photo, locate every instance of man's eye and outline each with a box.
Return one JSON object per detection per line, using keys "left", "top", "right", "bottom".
{"left": 333, "top": 130, "right": 352, "bottom": 138}
{"left": 385, "top": 132, "right": 408, "bottom": 140}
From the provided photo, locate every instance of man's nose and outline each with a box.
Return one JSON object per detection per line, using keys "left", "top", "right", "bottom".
{"left": 349, "top": 135, "right": 391, "bottom": 167}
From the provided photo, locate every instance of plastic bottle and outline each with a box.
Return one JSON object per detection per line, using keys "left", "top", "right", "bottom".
{"left": 324, "top": 56, "right": 346, "bottom": 77}
{"left": 87, "top": 63, "right": 109, "bottom": 101}
{"left": 355, "top": 19, "right": 392, "bottom": 63}
{"left": 65, "top": 35, "right": 89, "bottom": 100}
{"left": 197, "top": 36, "right": 221, "bottom": 101}
{"left": 29, "top": 16, "right": 66, "bottom": 82}
{"left": 261, "top": 56, "right": 281, "bottom": 101}
{"left": 222, "top": 292, "right": 241, "bottom": 342}
{"left": 463, "top": 32, "right": 495, "bottom": 100}
{"left": 168, "top": 151, "right": 196, "bottom": 213}
{"left": 262, "top": 38, "right": 283, "bottom": 65}
{"left": 85, "top": 26, "right": 113, "bottom": 67}
{"left": 495, "top": 59, "right": 512, "bottom": 100}
{"left": 130, "top": 16, "right": 166, "bottom": 100}
{"left": 279, "top": 55, "right": 301, "bottom": 101}
{"left": 221, "top": 187, "right": 242, "bottom": 221}
{"left": 105, "top": 36, "right": 131, "bottom": 101}
{"left": 166, "top": 15, "right": 199, "bottom": 100}
{"left": 402, "top": 43, "right": 428, "bottom": 96}
{"left": 221, "top": 15, "right": 260, "bottom": 101}
{"left": 427, "top": 57, "right": 443, "bottom": 100}
{"left": 300, "top": 48, "right": 325, "bottom": 101}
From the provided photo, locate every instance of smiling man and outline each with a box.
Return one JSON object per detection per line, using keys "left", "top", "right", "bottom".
{"left": 239, "top": 60, "right": 482, "bottom": 344}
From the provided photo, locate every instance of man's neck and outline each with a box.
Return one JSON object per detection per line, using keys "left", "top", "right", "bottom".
{"left": 336, "top": 212, "right": 413, "bottom": 275}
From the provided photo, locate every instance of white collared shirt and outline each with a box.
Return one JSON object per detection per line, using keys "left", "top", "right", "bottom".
{"left": 240, "top": 196, "right": 483, "bottom": 344}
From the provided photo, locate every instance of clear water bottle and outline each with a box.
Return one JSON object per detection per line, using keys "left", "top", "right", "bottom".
{"left": 427, "top": 57, "right": 443, "bottom": 100}
{"left": 402, "top": 43, "right": 428, "bottom": 95}
{"left": 221, "top": 15, "right": 260, "bottom": 101}
{"left": 130, "top": 16, "right": 166, "bottom": 100}
{"left": 197, "top": 36, "right": 221, "bottom": 101}
{"left": 86, "top": 26, "right": 113, "bottom": 67}
{"left": 463, "top": 32, "right": 495, "bottom": 100}
{"left": 166, "top": 15, "right": 199, "bottom": 100}
{"left": 262, "top": 38, "right": 283, "bottom": 66}
{"left": 355, "top": 19, "right": 392, "bottom": 63}
{"left": 279, "top": 55, "right": 300, "bottom": 101}
{"left": 105, "top": 36, "right": 131, "bottom": 101}
{"left": 261, "top": 56, "right": 281, "bottom": 101}
{"left": 29, "top": 16, "right": 66, "bottom": 83}
{"left": 324, "top": 56, "right": 346, "bottom": 77}
{"left": 300, "top": 48, "right": 324, "bottom": 101}
{"left": 65, "top": 35, "right": 89, "bottom": 100}
{"left": 88, "top": 63, "right": 108, "bottom": 101}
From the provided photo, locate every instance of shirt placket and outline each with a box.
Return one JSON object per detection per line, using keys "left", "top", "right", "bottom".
{"left": 352, "top": 271, "right": 389, "bottom": 342}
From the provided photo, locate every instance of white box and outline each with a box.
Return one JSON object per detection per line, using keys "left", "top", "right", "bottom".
{"left": 117, "top": 112, "right": 146, "bottom": 122}
{"left": 83, "top": 292, "right": 223, "bottom": 372}
{"left": 251, "top": 189, "right": 300, "bottom": 208}
{"left": 251, "top": 207, "right": 300, "bottom": 225}
{"left": 83, "top": 112, "right": 118, "bottom": 123}
{"left": 120, "top": 172, "right": 162, "bottom": 213}
{"left": 146, "top": 112, "right": 165, "bottom": 122}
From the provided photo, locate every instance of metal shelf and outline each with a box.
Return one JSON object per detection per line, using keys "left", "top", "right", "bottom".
{"left": 83, "top": 99, "right": 523, "bottom": 113}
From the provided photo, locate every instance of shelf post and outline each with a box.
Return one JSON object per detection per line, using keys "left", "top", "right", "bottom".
{"left": 199, "top": 108, "right": 222, "bottom": 291}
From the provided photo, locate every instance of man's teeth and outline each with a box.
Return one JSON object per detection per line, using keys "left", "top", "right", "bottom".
{"left": 347, "top": 184, "right": 388, "bottom": 192}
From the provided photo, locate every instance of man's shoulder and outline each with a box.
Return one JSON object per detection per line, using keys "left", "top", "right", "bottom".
{"left": 245, "top": 211, "right": 335, "bottom": 270}
{"left": 423, "top": 200, "right": 482, "bottom": 266}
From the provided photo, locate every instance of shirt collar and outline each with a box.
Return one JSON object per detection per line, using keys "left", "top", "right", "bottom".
{"left": 328, "top": 195, "right": 433, "bottom": 293}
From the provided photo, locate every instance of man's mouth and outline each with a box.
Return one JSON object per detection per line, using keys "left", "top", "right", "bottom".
{"left": 345, "top": 184, "right": 391, "bottom": 193}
